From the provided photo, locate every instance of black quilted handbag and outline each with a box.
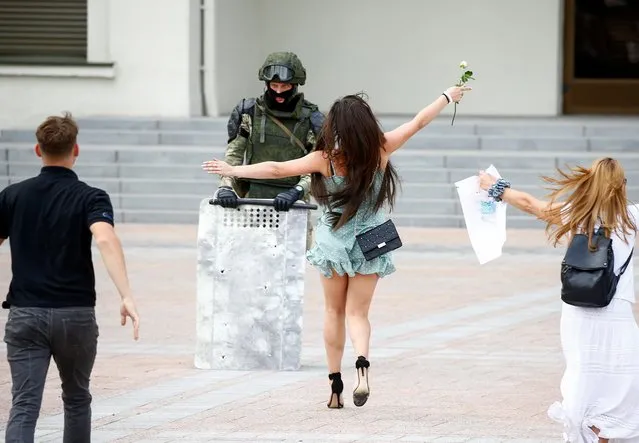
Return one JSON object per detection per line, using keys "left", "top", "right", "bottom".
{"left": 356, "top": 219, "right": 403, "bottom": 261}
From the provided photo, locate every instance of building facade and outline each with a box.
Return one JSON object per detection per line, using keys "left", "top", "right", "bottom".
{"left": 0, "top": 0, "right": 637, "bottom": 129}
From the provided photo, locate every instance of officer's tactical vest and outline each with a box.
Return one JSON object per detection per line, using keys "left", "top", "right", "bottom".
{"left": 240, "top": 95, "right": 319, "bottom": 190}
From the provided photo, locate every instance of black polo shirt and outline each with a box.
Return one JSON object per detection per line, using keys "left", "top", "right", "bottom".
{"left": 0, "top": 166, "right": 115, "bottom": 308}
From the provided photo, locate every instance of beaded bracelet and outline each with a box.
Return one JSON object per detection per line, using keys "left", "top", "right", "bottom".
{"left": 487, "top": 178, "right": 511, "bottom": 202}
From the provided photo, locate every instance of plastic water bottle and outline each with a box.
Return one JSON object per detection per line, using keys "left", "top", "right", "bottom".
{"left": 480, "top": 191, "right": 497, "bottom": 222}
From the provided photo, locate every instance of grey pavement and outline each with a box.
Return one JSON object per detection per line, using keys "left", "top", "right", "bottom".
{"left": 0, "top": 225, "right": 637, "bottom": 442}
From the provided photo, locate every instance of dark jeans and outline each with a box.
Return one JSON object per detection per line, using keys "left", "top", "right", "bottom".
{"left": 4, "top": 307, "right": 99, "bottom": 443}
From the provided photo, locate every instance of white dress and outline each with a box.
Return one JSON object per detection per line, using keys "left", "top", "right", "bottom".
{"left": 548, "top": 205, "right": 639, "bottom": 442}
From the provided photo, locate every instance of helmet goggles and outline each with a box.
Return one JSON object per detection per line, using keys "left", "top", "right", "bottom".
{"left": 262, "top": 64, "right": 294, "bottom": 82}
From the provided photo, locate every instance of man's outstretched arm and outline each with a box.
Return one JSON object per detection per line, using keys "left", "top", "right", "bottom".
{"left": 88, "top": 191, "right": 140, "bottom": 340}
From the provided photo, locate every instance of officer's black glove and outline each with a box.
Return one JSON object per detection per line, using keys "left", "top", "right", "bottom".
{"left": 273, "top": 187, "right": 302, "bottom": 212}
{"left": 215, "top": 186, "right": 239, "bottom": 208}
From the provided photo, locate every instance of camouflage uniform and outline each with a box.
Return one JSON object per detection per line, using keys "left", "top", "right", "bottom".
{"left": 216, "top": 52, "right": 324, "bottom": 249}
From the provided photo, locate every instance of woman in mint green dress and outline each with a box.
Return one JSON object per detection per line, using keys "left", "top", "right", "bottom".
{"left": 203, "top": 85, "right": 470, "bottom": 409}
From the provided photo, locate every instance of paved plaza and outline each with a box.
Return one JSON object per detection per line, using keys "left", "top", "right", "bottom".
{"left": 0, "top": 224, "right": 637, "bottom": 442}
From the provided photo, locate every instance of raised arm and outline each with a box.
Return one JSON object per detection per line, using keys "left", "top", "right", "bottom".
{"left": 202, "top": 150, "right": 327, "bottom": 180}
{"left": 478, "top": 172, "right": 563, "bottom": 222}
{"left": 383, "top": 85, "right": 471, "bottom": 154}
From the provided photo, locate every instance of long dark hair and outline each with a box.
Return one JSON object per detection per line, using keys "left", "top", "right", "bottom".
{"left": 310, "top": 93, "right": 400, "bottom": 230}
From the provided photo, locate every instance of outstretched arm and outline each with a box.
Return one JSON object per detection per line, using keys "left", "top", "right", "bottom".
{"left": 383, "top": 85, "right": 471, "bottom": 154}
{"left": 203, "top": 150, "right": 326, "bottom": 180}
{"left": 478, "top": 172, "right": 562, "bottom": 222}
{"left": 500, "top": 189, "right": 554, "bottom": 219}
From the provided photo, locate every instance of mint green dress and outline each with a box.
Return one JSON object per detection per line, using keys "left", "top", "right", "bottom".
{"left": 306, "top": 169, "right": 396, "bottom": 279}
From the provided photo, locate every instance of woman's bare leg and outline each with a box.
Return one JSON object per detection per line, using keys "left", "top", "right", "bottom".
{"left": 319, "top": 271, "right": 348, "bottom": 408}
{"left": 345, "top": 273, "right": 379, "bottom": 406}
{"left": 320, "top": 271, "right": 348, "bottom": 372}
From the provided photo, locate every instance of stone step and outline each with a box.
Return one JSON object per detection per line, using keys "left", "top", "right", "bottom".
{"left": 3, "top": 162, "right": 209, "bottom": 180}
{"left": 1, "top": 144, "right": 220, "bottom": 164}
{"left": 0, "top": 176, "right": 564, "bottom": 200}
{"left": 0, "top": 177, "right": 451, "bottom": 199}
{"left": 4, "top": 167, "right": 639, "bottom": 196}
{"left": 2, "top": 127, "right": 637, "bottom": 152}
{"left": 3, "top": 170, "right": 638, "bottom": 222}
{"left": 72, "top": 115, "right": 471, "bottom": 133}
{"left": 4, "top": 144, "right": 639, "bottom": 171}
{"left": 382, "top": 116, "right": 639, "bottom": 138}
{"left": 6, "top": 161, "right": 639, "bottom": 188}
{"left": 397, "top": 149, "right": 639, "bottom": 170}
{"left": 73, "top": 116, "right": 229, "bottom": 132}
{"left": 4, "top": 114, "right": 639, "bottom": 132}
{"left": 398, "top": 167, "right": 639, "bottom": 185}
{"left": 3, "top": 142, "right": 639, "bottom": 228}
{"left": 0, "top": 171, "right": 618, "bottom": 228}
{"left": 2, "top": 114, "right": 636, "bottom": 228}
{"left": 20, "top": 115, "right": 639, "bottom": 136}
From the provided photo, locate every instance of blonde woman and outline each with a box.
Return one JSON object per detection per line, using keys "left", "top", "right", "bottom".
{"left": 479, "top": 157, "right": 639, "bottom": 443}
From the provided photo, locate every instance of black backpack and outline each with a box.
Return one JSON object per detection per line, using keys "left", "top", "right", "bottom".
{"left": 560, "top": 226, "right": 634, "bottom": 308}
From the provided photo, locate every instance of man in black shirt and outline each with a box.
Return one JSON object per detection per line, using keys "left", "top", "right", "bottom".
{"left": 0, "top": 113, "right": 140, "bottom": 443}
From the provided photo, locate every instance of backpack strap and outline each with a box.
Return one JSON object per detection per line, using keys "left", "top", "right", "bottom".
{"left": 242, "top": 97, "right": 256, "bottom": 115}
{"left": 619, "top": 247, "right": 634, "bottom": 276}
{"left": 299, "top": 105, "right": 311, "bottom": 123}
{"left": 310, "top": 109, "right": 324, "bottom": 135}
{"left": 300, "top": 101, "right": 325, "bottom": 135}
{"left": 226, "top": 98, "right": 256, "bottom": 143}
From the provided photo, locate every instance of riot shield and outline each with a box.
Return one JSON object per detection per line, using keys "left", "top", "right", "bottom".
{"left": 195, "top": 197, "right": 317, "bottom": 371}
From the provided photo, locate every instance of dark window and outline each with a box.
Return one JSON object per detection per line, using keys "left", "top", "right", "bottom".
{"left": 574, "top": 0, "right": 639, "bottom": 79}
{"left": 0, "top": 0, "right": 88, "bottom": 65}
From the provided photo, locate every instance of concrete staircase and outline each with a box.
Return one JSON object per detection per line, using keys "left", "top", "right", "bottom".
{"left": 1, "top": 115, "right": 639, "bottom": 228}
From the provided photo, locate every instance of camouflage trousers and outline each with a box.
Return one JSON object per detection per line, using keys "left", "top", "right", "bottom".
{"left": 305, "top": 218, "right": 314, "bottom": 251}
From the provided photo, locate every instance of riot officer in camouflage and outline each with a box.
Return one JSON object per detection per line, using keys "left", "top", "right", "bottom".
{"left": 215, "top": 52, "right": 324, "bottom": 213}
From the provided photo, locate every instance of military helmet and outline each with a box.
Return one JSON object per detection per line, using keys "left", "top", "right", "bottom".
{"left": 258, "top": 51, "right": 306, "bottom": 86}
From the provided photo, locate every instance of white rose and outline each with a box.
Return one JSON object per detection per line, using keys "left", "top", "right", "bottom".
{"left": 459, "top": 60, "right": 468, "bottom": 69}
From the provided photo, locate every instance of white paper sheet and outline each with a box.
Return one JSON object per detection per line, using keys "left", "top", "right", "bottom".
{"left": 455, "top": 165, "right": 508, "bottom": 265}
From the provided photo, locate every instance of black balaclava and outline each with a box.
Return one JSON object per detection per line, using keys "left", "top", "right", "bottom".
{"left": 264, "top": 82, "right": 299, "bottom": 112}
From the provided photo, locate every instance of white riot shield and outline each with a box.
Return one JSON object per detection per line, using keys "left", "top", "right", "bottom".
{"left": 195, "top": 197, "right": 317, "bottom": 371}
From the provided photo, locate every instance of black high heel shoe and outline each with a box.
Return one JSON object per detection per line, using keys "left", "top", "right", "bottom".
{"left": 353, "top": 356, "right": 370, "bottom": 407}
{"left": 327, "top": 372, "right": 344, "bottom": 409}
